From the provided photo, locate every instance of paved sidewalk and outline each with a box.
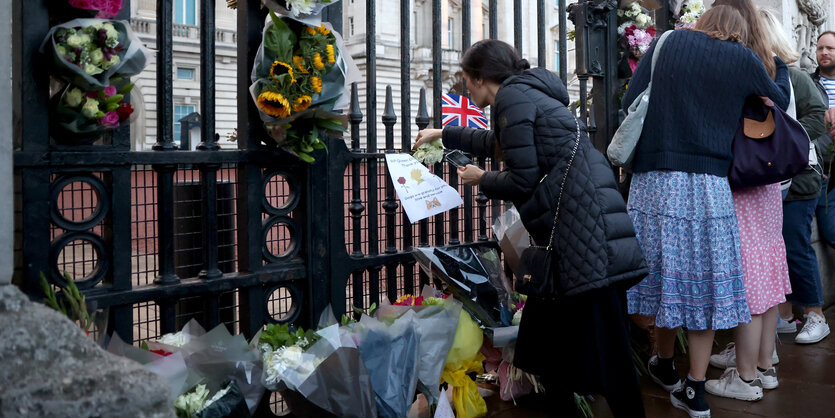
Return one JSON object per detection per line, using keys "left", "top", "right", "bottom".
{"left": 484, "top": 306, "right": 835, "bottom": 417}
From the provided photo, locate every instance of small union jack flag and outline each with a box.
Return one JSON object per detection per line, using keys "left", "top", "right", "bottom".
{"left": 441, "top": 93, "right": 489, "bottom": 129}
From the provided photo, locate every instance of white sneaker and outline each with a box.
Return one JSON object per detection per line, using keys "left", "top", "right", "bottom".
{"left": 705, "top": 368, "right": 764, "bottom": 401}
{"left": 757, "top": 367, "right": 778, "bottom": 390}
{"left": 777, "top": 316, "right": 797, "bottom": 334}
{"left": 795, "top": 312, "right": 830, "bottom": 344}
{"left": 709, "top": 343, "right": 779, "bottom": 368}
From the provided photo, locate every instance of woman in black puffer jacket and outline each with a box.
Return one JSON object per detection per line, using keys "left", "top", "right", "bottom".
{"left": 413, "top": 39, "right": 647, "bottom": 417}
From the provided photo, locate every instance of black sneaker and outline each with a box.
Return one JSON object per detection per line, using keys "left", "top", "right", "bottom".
{"left": 648, "top": 355, "right": 683, "bottom": 392}
{"left": 671, "top": 378, "right": 711, "bottom": 417}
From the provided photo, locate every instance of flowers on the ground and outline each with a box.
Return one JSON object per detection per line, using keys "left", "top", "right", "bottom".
{"left": 54, "top": 22, "right": 123, "bottom": 76}
{"left": 509, "top": 292, "right": 527, "bottom": 326}
{"left": 174, "top": 384, "right": 210, "bottom": 418}
{"left": 68, "top": 0, "right": 123, "bottom": 18}
{"left": 413, "top": 138, "right": 444, "bottom": 166}
{"left": 259, "top": 323, "right": 322, "bottom": 387}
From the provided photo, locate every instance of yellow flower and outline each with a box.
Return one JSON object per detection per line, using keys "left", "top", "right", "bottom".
{"left": 311, "top": 76, "right": 322, "bottom": 93}
{"left": 313, "top": 53, "right": 325, "bottom": 70}
{"left": 257, "top": 91, "right": 291, "bottom": 118}
{"left": 316, "top": 24, "right": 331, "bottom": 35}
{"left": 292, "top": 95, "right": 312, "bottom": 112}
{"left": 306, "top": 26, "right": 316, "bottom": 35}
{"left": 270, "top": 61, "right": 296, "bottom": 83}
{"left": 293, "top": 56, "right": 309, "bottom": 74}
{"left": 326, "top": 44, "right": 335, "bottom": 63}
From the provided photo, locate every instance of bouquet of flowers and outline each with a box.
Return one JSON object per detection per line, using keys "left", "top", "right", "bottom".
{"left": 413, "top": 139, "right": 445, "bottom": 166}
{"left": 174, "top": 380, "right": 251, "bottom": 418}
{"left": 352, "top": 311, "right": 420, "bottom": 418}
{"left": 67, "top": 0, "right": 124, "bottom": 18}
{"left": 376, "top": 287, "right": 462, "bottom": 405}
{"left": 106, "top": 333, "right": 193, "bottom": 402}
{"left": 42, "top": 18, "right": 150, "bottom": 89}
{"left": 673, "top": 0, "right": 705, "bottom": 29}
{"left": 617, "top": 2, "right": 657, "bottom": 73}
{"left": 262, "top": 0, "right": 339, "bottom": 20}
{"left": 258, "top": 323, "right": 377, "bottom": 417}
{"left": 250, "top": 9, "right": 358, "bottom": 162}
{"left": 51, "top": 78, "right": 135, "bottom": 143}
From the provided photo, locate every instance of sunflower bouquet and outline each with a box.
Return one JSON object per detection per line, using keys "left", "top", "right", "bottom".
{"left": 251, "top": 10, "right": 355, "bottom": 163}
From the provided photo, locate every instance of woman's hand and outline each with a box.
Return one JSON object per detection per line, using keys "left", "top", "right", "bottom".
{"left": 457, "top": 164, "right": 484, "bottom": 186}
{"left": 413, "top": 129, "right": 443, "bottom": 150}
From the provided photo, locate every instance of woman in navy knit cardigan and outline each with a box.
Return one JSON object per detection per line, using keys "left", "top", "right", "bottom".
{"left": 622, "top": 6, "right": 791, "bottom": 417}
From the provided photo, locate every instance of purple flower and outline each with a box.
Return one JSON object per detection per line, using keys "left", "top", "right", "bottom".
{"left": 99, "top": 111, "right": 120, "bottom": 127}
{"left": 103, "top": 85, "right": 117, "bottom": 97}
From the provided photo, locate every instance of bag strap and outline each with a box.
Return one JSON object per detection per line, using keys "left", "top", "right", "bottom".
{"left": 649, "top": 30, "right": 673, "bottom": 82}
{"left": 541, "top": 116, "right": 582, "bottom": 251}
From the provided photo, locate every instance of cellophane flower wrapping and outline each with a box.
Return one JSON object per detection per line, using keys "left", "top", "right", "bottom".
{"left": 106, "top": 333, "right": 192, "bottom": 402}
{"left": 196, "top": 379, "right": 251, "bottom": 418}
{"left": 41, "top": 18, "right": 151, "bottom": 90}
{"left": 375, "top": 286, "right": 462, "bottom": 403}
{"left": 259, "top": 324, "right": 377, "bottom": 417}
{"left": 352, "top": 311, "right": 420, "bottom": 418}
{"left": 177, "top": 324, "right": 264, "bottom": 415}
{"left": 51, "top": 79, "right": 137, "bottom": 141}
{"left": 413, "top": 139, "right": 445, "bottom": 166}
{"left": 261, "top": 0, "right": 341, "bottom": 23}
{"left": 441, "top": 310, "right": 487, "bottom": 418}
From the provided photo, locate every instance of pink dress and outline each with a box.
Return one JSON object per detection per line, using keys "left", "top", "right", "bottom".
{"left": 731, "top": 183, "right": 791, "bottom": 315}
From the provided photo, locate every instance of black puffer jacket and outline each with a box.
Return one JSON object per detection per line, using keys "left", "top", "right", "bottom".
{"left": 443, "top": 68, "right": 647, "bottom": 295}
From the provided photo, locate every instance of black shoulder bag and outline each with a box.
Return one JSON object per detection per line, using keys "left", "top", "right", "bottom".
{"left": 515, "top": 116, "right": 581, "bottom": 298}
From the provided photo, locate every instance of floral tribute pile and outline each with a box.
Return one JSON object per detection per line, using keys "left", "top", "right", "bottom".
{"left": 42, "top": 1, "right": 150, "bottom": 144}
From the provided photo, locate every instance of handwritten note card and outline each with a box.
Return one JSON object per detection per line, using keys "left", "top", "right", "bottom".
{"left": 385, "top": 153, "right": 464, "bottom": 223}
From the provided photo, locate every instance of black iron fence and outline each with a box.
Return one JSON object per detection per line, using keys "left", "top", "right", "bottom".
{"left": 13, "top": 0, "right": 629, "bottom": 415}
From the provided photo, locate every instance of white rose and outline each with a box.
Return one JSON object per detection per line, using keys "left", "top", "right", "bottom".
{"left": 66, "top": 34, "right": 84, "bottom": 48}
{"left": 81, "top": 98, "right": 100, "bottom": 119}
{"left": 83, "top": 63, "right": 103, "bottom": 75}
{"left": 103, "top": 23, "right": 120, "bottom": 42}
{"left": 89, "top": 48, "right": 104, "bottom": 65}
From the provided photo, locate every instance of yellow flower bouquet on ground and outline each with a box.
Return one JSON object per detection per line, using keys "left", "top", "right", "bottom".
{"left": 250, "top": 9, "right": 358, "bottom": 163}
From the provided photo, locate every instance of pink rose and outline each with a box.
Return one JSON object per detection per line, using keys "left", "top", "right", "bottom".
{"left": 99, "top": 111, "right": 120, "bottom": 127}
{"left": 103, "top": 85, "right": 117, "bottom": 97}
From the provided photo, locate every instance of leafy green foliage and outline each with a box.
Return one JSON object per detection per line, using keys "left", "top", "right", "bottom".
{"left": 340, "top": 302, "right": 378, "bottom": 326}
{"left": 281, "top": 116, "right": 346, "bottom": 163}
{"left": 260, "top": 323, "right": 320, "bottom": 350}
{"left": 264, "top": 9, "right": 296, "bottom": 62}
{"left": 39, "top": 272, "right": 94, "bottom": 332}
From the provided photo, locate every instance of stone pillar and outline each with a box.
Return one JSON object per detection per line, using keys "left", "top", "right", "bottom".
{"left": 1, "top": 0, "right": 12, "bottom": 286}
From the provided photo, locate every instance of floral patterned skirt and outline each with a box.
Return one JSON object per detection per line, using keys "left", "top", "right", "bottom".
{"left": 732, "top": 184, "right": 791, "bottom": 315}
{"left": 626, "top": 171, "right": 751, "bottom": 330}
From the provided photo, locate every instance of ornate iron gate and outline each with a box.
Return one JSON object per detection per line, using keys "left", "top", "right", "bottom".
{"left": 13, "top": 0, "right": 624, "bottom": 415}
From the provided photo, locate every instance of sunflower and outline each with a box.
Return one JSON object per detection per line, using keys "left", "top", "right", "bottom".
{"left": 326, "top": 44, "right": 335, "bottom": 64}
{"left": 311, "top": 76, "right": 322, "bottom": 93}
{"left": 270, "top": 61, "right": 296, "bottom": 83}
{"left": 316, "top": 24, "right": 331, "bottom": 35}
{"left": 292, "top": 95, "right": 312, "bottom": 112}
{"left": 313, "top": 53, "right": 325, "bottom": 70}
{"left": 293, "top": 56, "right": 309, "bottom": 74}
{"left": 257, "top": 90, "right": 291, "bottom": 118}
{"left": 305, "top": 26, "right": 317, "bottom": 35}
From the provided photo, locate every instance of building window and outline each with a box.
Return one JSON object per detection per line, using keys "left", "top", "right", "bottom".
{"left": 349, "top": 17, "right": 354, "bottom": 36}
{"left": 554, "top": 40, "right": 560, "bottom": 70}
{"left": 177, "top": 67, "right": 195, "bottom": 80}
{"left": 448, "top": 18, "right": 454, "bottom": 49}
{"left": 175, "top": 0, "right": 196, "bottom": 25}
{"left": 174, "top": 104, "right": 196, "bottom": 140}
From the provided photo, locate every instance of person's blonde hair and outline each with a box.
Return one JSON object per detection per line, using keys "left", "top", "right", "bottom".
{"left": 759, "top": 9, "right": 799, "bottom": 64}
{"left": 691, "top": 5, "right": 748, "bottom": 44}
{"left": 713, "top": 0, "right": 776, "bottom": 79}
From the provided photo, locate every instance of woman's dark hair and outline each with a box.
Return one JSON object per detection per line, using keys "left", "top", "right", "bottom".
{"left": 460, "top": 39, "right": 530, "bottom": 84}
{"left": 713, "top": 0, "right": 776, "bottom": 80}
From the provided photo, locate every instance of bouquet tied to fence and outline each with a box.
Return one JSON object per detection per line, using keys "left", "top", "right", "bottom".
{"left": 42, "top": 18, "right": 150, "bottom": 90}
{"left": 51, "top": 77, "right": 135, "bottom": 144}
{"left": 616, "top": 2, "right": 656, "bottom": 74}
{"left": 250, "top": 9, "right": 359, "bottom": 162}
